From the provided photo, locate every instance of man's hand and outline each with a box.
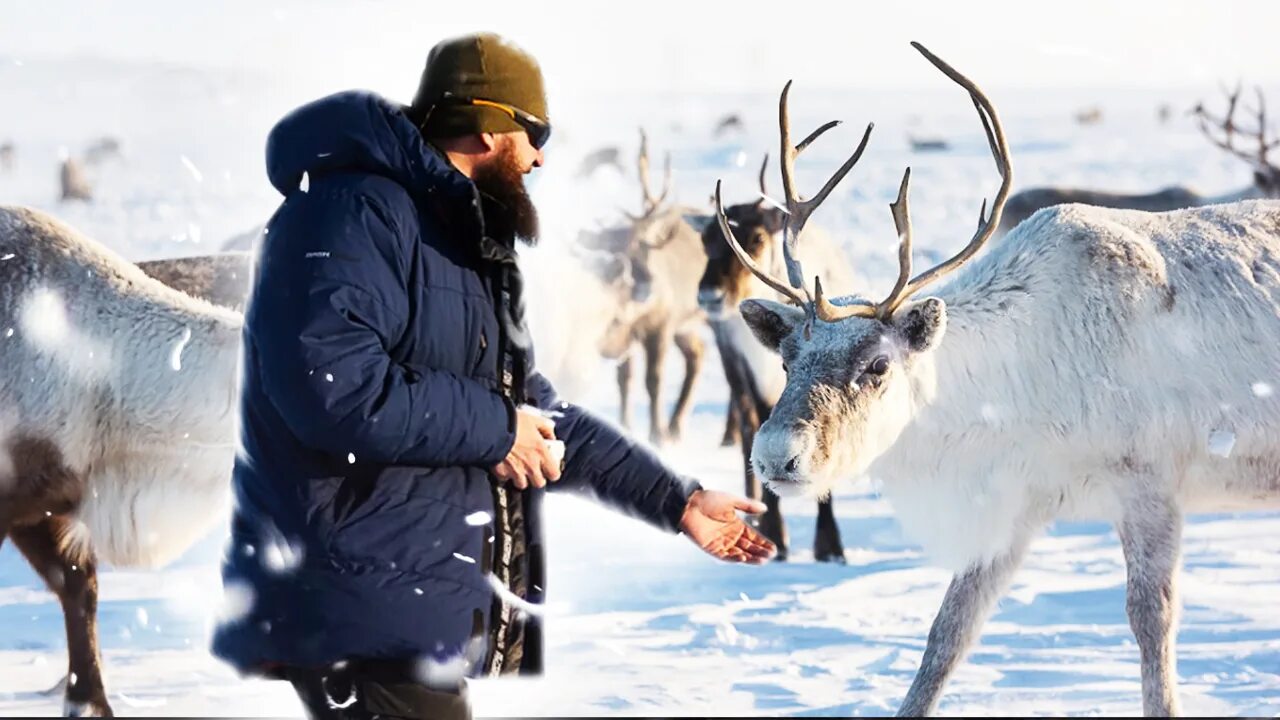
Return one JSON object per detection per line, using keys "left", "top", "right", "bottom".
{"left": 679, "top": 489, "right": 776, "bottom": 564}
{"left": 492, "top": 407, "right": 562, "bottom": 489}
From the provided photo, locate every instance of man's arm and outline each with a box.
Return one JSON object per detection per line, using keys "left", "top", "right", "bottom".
{"left": 252, "top": 190, "right": 516, "bottom": 468}
{"left": 525, "top": 370, "right": 773, "bottom": 562}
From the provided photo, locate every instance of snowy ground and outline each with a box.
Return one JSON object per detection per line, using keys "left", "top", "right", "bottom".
{"left": 1, "top": 55, "right": 1278, "bottom": 717}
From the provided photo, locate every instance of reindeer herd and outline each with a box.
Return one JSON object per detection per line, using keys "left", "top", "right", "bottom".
{"left": 1, "top": 42, "right": 1278, "bottom": 717}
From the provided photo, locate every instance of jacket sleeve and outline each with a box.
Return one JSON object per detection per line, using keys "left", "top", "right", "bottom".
{"left": 524, "top": 370, "right": 700, "bottom": 532}
{"left": 251, "top": 188, "right": 516, "bottom": 468}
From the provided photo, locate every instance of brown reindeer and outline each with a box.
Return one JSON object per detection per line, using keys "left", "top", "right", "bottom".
{"left": 59, "top": 157, "right": 92, "bottom": 203}
{"left": 683, "top": 146, "right": 855, "bottom": 563}
{"left": 998, "top": 83, "right": 1280, "bottom": 234}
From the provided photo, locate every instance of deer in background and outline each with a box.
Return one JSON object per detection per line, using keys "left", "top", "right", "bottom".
{"left": 999, "top": 83, "right": 1280, "bottom": 235}
{"left": 685, "top": 151, "right": 854, "bottom": 562}
{"left": 137, "top": 251, "right": 254, "bottom": 311}
{"left": 721, "top": 42, "right": 1280, "bottom": 716}
{"left": 574, "top": 129, "right": 709, "bottom": 445}
{"left": 0, "top": 206, "right": 244, "bottom": 716}
{"left": 59, "top": 156, "right": 92, "bottom": 203}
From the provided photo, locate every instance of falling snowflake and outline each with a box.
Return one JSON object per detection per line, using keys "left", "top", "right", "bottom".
{"left": 136, "top": 607, "right": 149, "bottom": 628}
{"left": 169, "top": 327, "right": 192, "bottom": 371}
{"left": 180, "top": 155, "right": 204, "bottom": 183}
{"left": 1252, "top": 382, "right": 1273, "bottom": 398}
{"left": 0, "top": 254, "right": 14, "bottom": 261}
{"left": 414, "top": 588, "right": 424, "bottom": 596}
{"left": 325, "top": 373, "right": 334, "bottom": 383}
{"left": 1207, "top": 429, "right": 1236, "bottom": 459}
{"left": 734, "top": 150, "right": 748, "bottom": 167}
{"left": 464, "top": 511, "right": 492, "bottom": 526}
{"left": 757, "top": 192, "right": 791, "bottom": 214}
{"left": 3, "top": 328, "right": 11, "bottom": 338}
{"left": 300, "top": 171, "right": 310, "bottom": 193}
{"left": 452, "top": 552, "right": 476, "bottom": 564}
{"left": 69, "top": 673, "right": 77, "bottom": 687}
{"left": 347, "top": 452, "right": 356, "bottom": 464}
{"left": 186, "top": 222, "right": 202, "bottom": 244}
{"left": 262, "top": 534, "right": 304, "bottom": 575}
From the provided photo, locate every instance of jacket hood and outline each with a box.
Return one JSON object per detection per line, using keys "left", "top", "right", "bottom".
{"left": 265, "top": 90, "right": 474, "bottom": 200}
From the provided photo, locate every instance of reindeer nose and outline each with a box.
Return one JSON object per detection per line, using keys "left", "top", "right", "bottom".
{"left": 752, "top": 426, "right": 813, "bottom": 485}
{"left": 785, "top": 455, "right": 800, "bottom": 473}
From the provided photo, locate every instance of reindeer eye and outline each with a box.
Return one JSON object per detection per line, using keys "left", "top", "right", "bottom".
{"left": 867, "top": 356, "right": 890, "bottom": 376}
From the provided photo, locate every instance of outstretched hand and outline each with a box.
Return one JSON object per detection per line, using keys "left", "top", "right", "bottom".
{"left": 679, "top": 489, "right": 776, "bottom": 564}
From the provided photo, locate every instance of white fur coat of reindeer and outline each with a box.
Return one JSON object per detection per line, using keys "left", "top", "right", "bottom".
{"left": 719, "top": 42, "right": 1280, "bottom": 717}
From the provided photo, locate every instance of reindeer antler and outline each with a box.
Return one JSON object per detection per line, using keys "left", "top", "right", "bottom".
{"left": 814, "top": 42, "right": 1014, "bottom": 322}
{"left": 1195, "top": 82, "right": 1280, "bottom": 176}
{"left": 713, "top": 82, "right": 873, "bottom": 328}
{"left": 637, "top": 128, "right": 672, "bottom": 216}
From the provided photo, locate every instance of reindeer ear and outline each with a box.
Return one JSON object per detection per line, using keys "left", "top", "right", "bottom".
{"left": 762, "top": 207, "right": 786, "bottom": 235}
{"left": 740, "top": 299, "right": 805, "bottom": 351}
{"left": 894, "top": 297, "right": 947, "bottom": 352}
{"left": 682, "top": 214, "right": 714, "bottom": 234}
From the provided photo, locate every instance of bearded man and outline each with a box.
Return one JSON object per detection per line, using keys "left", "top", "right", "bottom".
{"left": 211, "top": 32, "right": 774, "bottom": 720}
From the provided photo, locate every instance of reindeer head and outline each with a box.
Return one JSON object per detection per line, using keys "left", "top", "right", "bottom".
{"left": 719, "top": 43, "right": 1012, "bottom": 499}
{"left": 687, "top": 156, "right": 787, "bottom": 319}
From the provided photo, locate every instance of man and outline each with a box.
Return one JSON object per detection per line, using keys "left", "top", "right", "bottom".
{"left": 211, "top": 32, "right": 775, "bottom": 720}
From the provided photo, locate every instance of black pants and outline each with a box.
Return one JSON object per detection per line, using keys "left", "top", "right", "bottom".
{"left": 284, "top": 666, "right": 471, "bottom": 720}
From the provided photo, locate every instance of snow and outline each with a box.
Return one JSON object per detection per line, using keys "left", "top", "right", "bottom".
{"left": 0, "top": 51, "right": 1277, "bottom": 718}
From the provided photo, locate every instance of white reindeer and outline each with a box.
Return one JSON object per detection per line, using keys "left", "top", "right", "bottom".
{"left": 716, "top": 43, "right": 1280, "bottom": 716}
{"left": 0, "top": 206, "right": 243, "bottom": 716}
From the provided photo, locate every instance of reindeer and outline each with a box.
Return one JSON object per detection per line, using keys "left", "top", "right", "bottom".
{"left": 999, "top": 84, "right": 1280, "bottom": 235}
{"left": 0, "top": 206, "right": 243, "bottom": 716}
{"left": 573, "top": 130, "right": 709, "bottom": 445}
{"left": 137, "top": 252, "right": 254, "bottom": 311}
{"left": 684, "top": 153, "right": 856, "bottom": 562}
{"left": 82, "top": 137, "right": 123, "bottom": 166}
{"left": 717, "top": 42, "right": 1280, "bottom": 717}
{"left": 59, "top": 157, "right": 92, "bottom": 203}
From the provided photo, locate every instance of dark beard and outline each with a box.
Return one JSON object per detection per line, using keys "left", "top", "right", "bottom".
{"left": 473, "top": 144, "right": 540, "bottom": 246}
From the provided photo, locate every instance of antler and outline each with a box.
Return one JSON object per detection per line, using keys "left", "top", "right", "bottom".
{"left": 777, "top": 81, "right": 875, "bottom": 294}
{"left": 1194, "top": 82, "right": 1280, "bottom": 174}
{"left": 637, "top": 128, "right": 672, "bottom": 215}
{"left": 814, "top": 41, "right": 1014, "bottom": 322}
{"left": 713, "top": 84, "right": 873, "bottom": 325}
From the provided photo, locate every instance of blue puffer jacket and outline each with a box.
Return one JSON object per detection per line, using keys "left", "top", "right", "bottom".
{"left": 211, "top": 91, "right": 698, "bottom": 677}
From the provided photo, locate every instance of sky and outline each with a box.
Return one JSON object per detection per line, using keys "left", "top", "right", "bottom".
{"left": 2, "top": 0, "right": 1278, "bottom": 97}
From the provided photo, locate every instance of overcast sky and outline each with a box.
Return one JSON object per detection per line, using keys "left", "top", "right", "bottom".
{"left": 3, "top": 0, "right": 1276, "bottom": 96}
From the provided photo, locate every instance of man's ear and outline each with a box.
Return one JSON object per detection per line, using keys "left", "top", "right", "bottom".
{"left": 477, "top": 132, "right": 498, "bottom": 152}
{"left": 893, "top": 297, "right": 947, "bottom": 352}
{"left": 682, "top": 214, "right": 714, "bottom": 234}
{"left": 740, "top": 299, "right": 806, "bottom": 351}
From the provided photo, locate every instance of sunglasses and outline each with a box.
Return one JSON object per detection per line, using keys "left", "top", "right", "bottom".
{"left": 440, "top": 92, "right": 552, "bottom": 150}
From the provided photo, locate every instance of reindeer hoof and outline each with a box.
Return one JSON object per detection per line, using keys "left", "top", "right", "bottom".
{"left": 814, "top": 548, "right": 847, "bottom": 564}
{"left": 64, "top": 696, "right": 113, "bottom": 718}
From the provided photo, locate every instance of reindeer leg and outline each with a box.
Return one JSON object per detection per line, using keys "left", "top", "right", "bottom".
{"left": 898, "top": 538, "right": 1029, "bottom": 717}
{"left": 812, "top": 496, "right": 846, "bottom": 564}
{"left": 667, "top": 331, "right": 704, "bottom": 442}
{"left": 616, "top": 353, "right": 633, "bottom": 431}
{"left": 720, "top": 400, "right": 740, "bottom": 448}
{"left": 643, "top": 331, "right": 669, "bottom": 446}
{"left": 10, "top": 517, "right": 112, "bottom": 717}
{"left": 1117, "top": 497, "right": 1183, "bottom": 717}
